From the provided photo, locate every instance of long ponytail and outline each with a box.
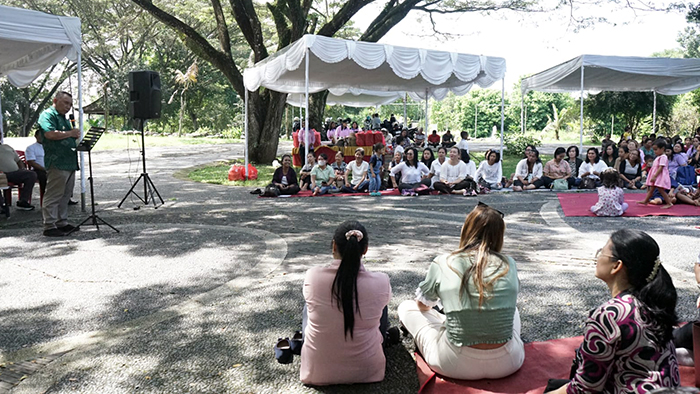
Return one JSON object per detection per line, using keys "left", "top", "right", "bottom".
{"left": 331, "top": 221, "right": 368, "bottom": 339}
{"left": 609, "top": 229, "right": 677, "bottom": 344}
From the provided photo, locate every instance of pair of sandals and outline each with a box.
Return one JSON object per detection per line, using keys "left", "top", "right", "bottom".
{"left": 274, "top": 331, "right": 303, "bottom": 364}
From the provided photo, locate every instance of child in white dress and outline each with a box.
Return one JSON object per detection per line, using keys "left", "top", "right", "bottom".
{"left": 591, "top": 169, "right": 628, "bottom": 217}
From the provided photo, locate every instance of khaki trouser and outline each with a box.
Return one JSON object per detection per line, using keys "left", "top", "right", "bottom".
{"left": 42, "top": 168, "right": 74, "bottom": 230}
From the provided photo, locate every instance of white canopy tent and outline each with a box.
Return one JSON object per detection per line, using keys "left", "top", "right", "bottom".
{"left": 0, "top": 5, "right": 85, "bottom": 202}
{"left": 243, "top": 34, "right": 507, "bottom": 177}
{"left": 521, "top": 55, "right": 700, "bottom": 151}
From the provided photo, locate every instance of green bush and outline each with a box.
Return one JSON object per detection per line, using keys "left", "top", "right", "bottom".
{"left": 504, "top": 134, "right": 542, "bottom": 156}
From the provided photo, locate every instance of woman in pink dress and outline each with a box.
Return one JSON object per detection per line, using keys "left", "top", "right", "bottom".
{"left": 300, "top": 221, "right": 391, "bottom": 386}
{"left": 638, "top": 139, "right": 673, "bottom": 209}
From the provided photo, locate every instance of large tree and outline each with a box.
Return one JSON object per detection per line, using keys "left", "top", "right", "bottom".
{"left": 130, "top": 0, "right": 553, "bottom": 162}
{"left": 584, "top": 91, "right": 676, "bottom": 139}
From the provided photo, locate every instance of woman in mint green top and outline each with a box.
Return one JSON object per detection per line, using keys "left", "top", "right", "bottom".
{"left": 398, "top": 202, "right": 524, "bottom": 380}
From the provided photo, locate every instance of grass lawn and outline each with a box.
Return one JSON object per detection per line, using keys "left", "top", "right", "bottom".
{"left": 188, "top": 161, "right": 274, "bottom": 188}
{"left": 93, "top": 133, "right": 242, "bottom": 151}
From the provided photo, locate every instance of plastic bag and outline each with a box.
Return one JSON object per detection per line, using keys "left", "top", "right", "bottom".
{"left": 229, "top": 164, "right": 258, "bottom": 181}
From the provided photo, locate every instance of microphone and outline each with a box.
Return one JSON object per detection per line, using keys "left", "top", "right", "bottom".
{"left": 69, "top": 114, "right": 76, "bottom": 128}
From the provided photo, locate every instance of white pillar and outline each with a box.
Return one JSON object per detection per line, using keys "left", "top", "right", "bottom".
{"left": 244, "top": 88, "right": 249, "bottom": 179}
{"left": 579, "top": 65, "right": 584, "bottom": 155}
{"left": 520, "top": 92, "right": 525, "bottom": 134}
{"left": 652, "top": 91, "right": 657, "bottom": 134}
{"left": 0, "top": 93, "right": 4, "bottom": 144}
{"left": 611, "top": 115, "right": 614, "bottom": 137}
{"left": 77, "top": 54, "right": 86, "bottom": 212}
{"left": 474, "top": 102, "right": 478, "bottom": 137}
{"left": 403, "top": 93, "right": 407, "bottom": 128}
{"left": 500, "top": 78, "right": 505, "bottom": 157}
{"left": 304, "top": 49, "right": 310, "bottom": 160}
{"left": 424, "top": 88, "right": 429, "bottom": 132}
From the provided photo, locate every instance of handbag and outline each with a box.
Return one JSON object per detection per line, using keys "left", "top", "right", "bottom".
{"left": 580, "top": 178, "right": 597, "bottom": 189}
{"left": 262, "top": 184, "right": 280, "bottom": 197}
{"left": 552, "top": 178, "right": 569, "bottom": 190}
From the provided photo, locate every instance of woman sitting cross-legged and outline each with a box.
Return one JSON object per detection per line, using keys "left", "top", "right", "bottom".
{"left": 619, "top": 148, "right": 643, "bottom": 189}
{"left": 433, "top": 146, "right": 477, "bottom": 195}
{"left": 512, "top": 149, "right": 543, "bottom": 191}
{"left": 566, "top": 145, "right": 584, "bottom": 188}
{"left": 546, "top": 229, "right": 679, "bottom": 394}
{"left": 539, "top": 147, "right": 574, "bottom": 189}
{"left": 310, "top": 153, "right": 335, "bottom": 196}
{"left": 475, "top": 150, "right": 503, "bottom": 190}
{"left": 398, "top": 202, "right": 524, "bottom": 380}
{"left": 269, "top": 154, "right": 300, "bottom": 195}
{"left": 300, "top": 221, "right": 391, "bottom": 386}
{"left": 578, "top": 147, "right": 608, "bottom": 189}
{"left": 390, "top": 147, "right": 430, "bottom": 195}
{"left": 341, "top": 148, "right": 369, "bottom": 193}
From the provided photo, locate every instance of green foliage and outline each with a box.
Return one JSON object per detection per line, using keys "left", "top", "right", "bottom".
{"left": 511, "top": 86, "right": 575, "bottom": 133}
{"left": 584, "top": 91, "right": 676, "bottom": 139}
{"left": 503, "top": 134, "right": 542, "bottom": 157}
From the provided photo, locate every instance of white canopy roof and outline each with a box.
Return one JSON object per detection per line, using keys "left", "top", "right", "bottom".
{"left": 244, "top": 34, "right": 506, "bottom": 100}
{"left": 521, "top": 55, "right": 700, "bottom": 96}
{"left": 286, "top": 88, "right": 404, "bottom": 108}
{"left": 0, "top": 5, "right": 81, "bottom": 88}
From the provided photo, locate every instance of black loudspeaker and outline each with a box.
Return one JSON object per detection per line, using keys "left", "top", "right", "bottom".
{"left": 128, "top": 71, "right": 161, "bottom": 119}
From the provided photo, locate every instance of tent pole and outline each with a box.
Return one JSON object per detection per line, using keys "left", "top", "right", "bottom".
{"left": 305, "top": 48, "right": 310, "bottom": 162}
{"left": 611, "top": 115, "right": 614, "bottom": 138}
{"left": 652, "top": 91, "right": 657, "bottom": 134}
{"left": 0, "top": 93, "right": 4, "bottom": 144}
{"left": 403, "top": 93, "right": 407, "bottom": 128}
{"left": 244, "top": 88, "right": 249, "bottom": 179}
{"left": 520, "top": 91, "right": 524, "bottom": 134}
{"left": 500, "top": 78, "right": 505, "bottom": 157}
{"left": 424, "top": 88, "right": 428, "bottom": 133}
{"left": 579, "top": 65, "right": 584, "bottom": 155}
{"left": 474, "top": 103, "right": 477, "bottom": 137}
{"left": 77, "top": 55, "right": 86, "bottom": 213}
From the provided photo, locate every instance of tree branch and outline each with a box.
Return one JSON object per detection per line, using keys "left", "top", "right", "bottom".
{"left": 267, "top": 1, "right": 293, "bottom": 47}
{"left": 211, "top": 0, "right": 233, "bottom": 58}
{"left": 227, "top": 0, "right": 268, "bottom": 61}
{"left": 130, "top": 0, "right": 245, "bottom": 96}
{"left": 317, "top": 0, "right": 375, "bottom": 37}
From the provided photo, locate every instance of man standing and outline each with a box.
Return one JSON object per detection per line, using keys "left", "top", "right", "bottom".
{"left": 37, "top": 91, "right": 80, "bottom": 236}
{"left": 0, "top": 141, "right": 37, "bottom": 211}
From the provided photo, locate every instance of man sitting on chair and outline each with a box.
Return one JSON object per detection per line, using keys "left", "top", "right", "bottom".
{"left": 0, "top": 141, "right": 37, "bottom": 211}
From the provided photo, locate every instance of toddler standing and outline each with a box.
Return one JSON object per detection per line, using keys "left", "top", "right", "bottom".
{"left": 638, "top": 139, "right": 673, "bottom": 209}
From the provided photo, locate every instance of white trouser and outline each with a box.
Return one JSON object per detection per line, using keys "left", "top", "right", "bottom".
{"left": 398, "top": 300, "right": 524, "bottom": 380}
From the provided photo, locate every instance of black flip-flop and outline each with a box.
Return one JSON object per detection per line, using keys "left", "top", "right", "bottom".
{"left": 250, "top": 188, "right": 262, "bottom": 195}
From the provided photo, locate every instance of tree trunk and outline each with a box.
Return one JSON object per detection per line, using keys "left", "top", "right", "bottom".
{"left": 188, "top": 107, "right": 199, "bottom": 131}
{"left": 247, "top": 89, "right": 287, "bottom": 163}
{"left": 308, "top": 91, "right": 329, "bottom": 133}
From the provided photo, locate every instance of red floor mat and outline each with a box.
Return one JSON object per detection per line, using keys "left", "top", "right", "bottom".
{"left": 416, "top": 336, "right": 696, "bottom": 393}
{"left": 557, "top": 192, "right": 700, "bottom": 217}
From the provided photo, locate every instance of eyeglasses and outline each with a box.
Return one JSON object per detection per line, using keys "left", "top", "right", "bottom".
{"left": 594, "top": 248, "right": 615, "bottom": 260}
{"left": 477, "top": 201, "right": 504, "bottom": 218}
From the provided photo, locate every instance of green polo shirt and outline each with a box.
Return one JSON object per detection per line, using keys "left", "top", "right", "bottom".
{"left": 37, "top": 106, "right": 78, "bottom": 171}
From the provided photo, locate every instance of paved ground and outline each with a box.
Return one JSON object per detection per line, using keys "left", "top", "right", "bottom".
{"left": 1, "top": 138, "right": 700, "bottom": 393}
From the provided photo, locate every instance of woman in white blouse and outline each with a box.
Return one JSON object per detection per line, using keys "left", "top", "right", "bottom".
{"left": 512, "top": 150, "right": 543, "bottom": 192}
{"left": 475, "top": 150, "right": 503, "bottom": 189}
{"left": 390, "top": 147, "right": 430, "bottom": 194}
{"left": 433, "top": 147, "right": 476, "bottom": 195}
{"left": 428, "top": 146, "right": 447, "bottom": 187}
{"left": 578, "top": 147, "right": 608, "bottom": 189}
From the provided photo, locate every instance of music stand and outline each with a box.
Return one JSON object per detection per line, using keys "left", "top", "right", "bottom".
{"left": 117, "top": 119, "right": 163, "bottom": 208}
{"left": 73, "top": 127, "right": 119, "bottom": 233}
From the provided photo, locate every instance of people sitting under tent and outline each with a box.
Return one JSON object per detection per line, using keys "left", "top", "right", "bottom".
{"left": 298, "top": 121, "right": 318, "bottom": 166}
{"left": 475, "top": 150, "right": 502, "bottom": 190}
{"left": 619, "top": 148, "right": 643, "bottom": 189}
{"left": 310, "top": 153, "right": 335, "bottom": 196}
{"left": 269, "top": 154, "right": 300, "bottom": 195}
{"left": 388, "top": 151, "right": 403, "bottom": 187}
{"left": 299, "top": 153, "right": 316, "bottom": 191}
{"left": 414, "top": 128, "right": 426, "bottom": 147}
{"left": 390, "top": 147, "right": 430, "bottom": 195}
{"left": 433, "top": 147, "right": 477, "bottom": 195}
{"left": 370, "top": 113, "right": 381, "bottom": 130}
{"left": 341, "top": 148, "right": 370, "bottom": 193}
{"left": 541, "top": 147, "right": 574, "bottom": 190}
{"left": 442, "top": 130, "right": 455, "bottom": 148}
{"left": 512, "top": 149, "right": 543, "bottom": 192}
{"left": 428, "top": 146, "right": 447, "bottom": 188}
{"left": 427, "top": 130, "right": 441, "bottom": 148}
{"left": 331, "top": 151, "right": 347, "bottom": 188}
{"left": 578, "top": 147, "right": 608, "bottom": 189}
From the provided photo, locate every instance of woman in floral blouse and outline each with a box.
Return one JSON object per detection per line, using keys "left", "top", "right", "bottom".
{"left": 547, "top": 229, "right": 679, "bottom": 394}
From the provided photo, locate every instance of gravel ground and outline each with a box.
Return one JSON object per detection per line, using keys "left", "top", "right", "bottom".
{"left": 1, "top": 139, "right": 700, "bottom": 393}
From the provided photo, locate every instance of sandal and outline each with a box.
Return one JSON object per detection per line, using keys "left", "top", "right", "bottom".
{"left": 274, "top": 338, "right": 293, "bottom": 364}
{"left": 250, "top": 188, "right": 262, "bottom": 195}
{"left": 290, "top": 331, "right": 303, "bottom": 355}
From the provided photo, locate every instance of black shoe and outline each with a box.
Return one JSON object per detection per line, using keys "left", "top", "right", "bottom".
{"left": 16, "top": 201, "right": 35, "bottom": 211}
{"left": 384, "top": 326, "right": 401, "bottom": 348}
{"left": 43, "top": 228, "right": 66, "bottom": 237}
{"left": 274, "top": 338, "right": 293, "bottom": 364}
{"left": 68, "top": 199, "right": 79, "bottom": 205}
{"left": 58, "top": 224, "right": 79, "bottom": 233}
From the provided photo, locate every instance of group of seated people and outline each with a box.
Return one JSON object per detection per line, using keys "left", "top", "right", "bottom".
{"left": 294, "top": 204, "right": 687, "bottom": 394}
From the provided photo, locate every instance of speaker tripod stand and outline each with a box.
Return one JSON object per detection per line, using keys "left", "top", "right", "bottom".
{"left": 118, "top": 119, "right": 163, "bottom": 209}
{"left": 73, "top": 127, "right": 119, "bottom": 233}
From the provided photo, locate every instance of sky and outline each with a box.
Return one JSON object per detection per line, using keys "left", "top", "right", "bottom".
{"left": 351, "top": 2, "right": 690, "bottom": 92}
